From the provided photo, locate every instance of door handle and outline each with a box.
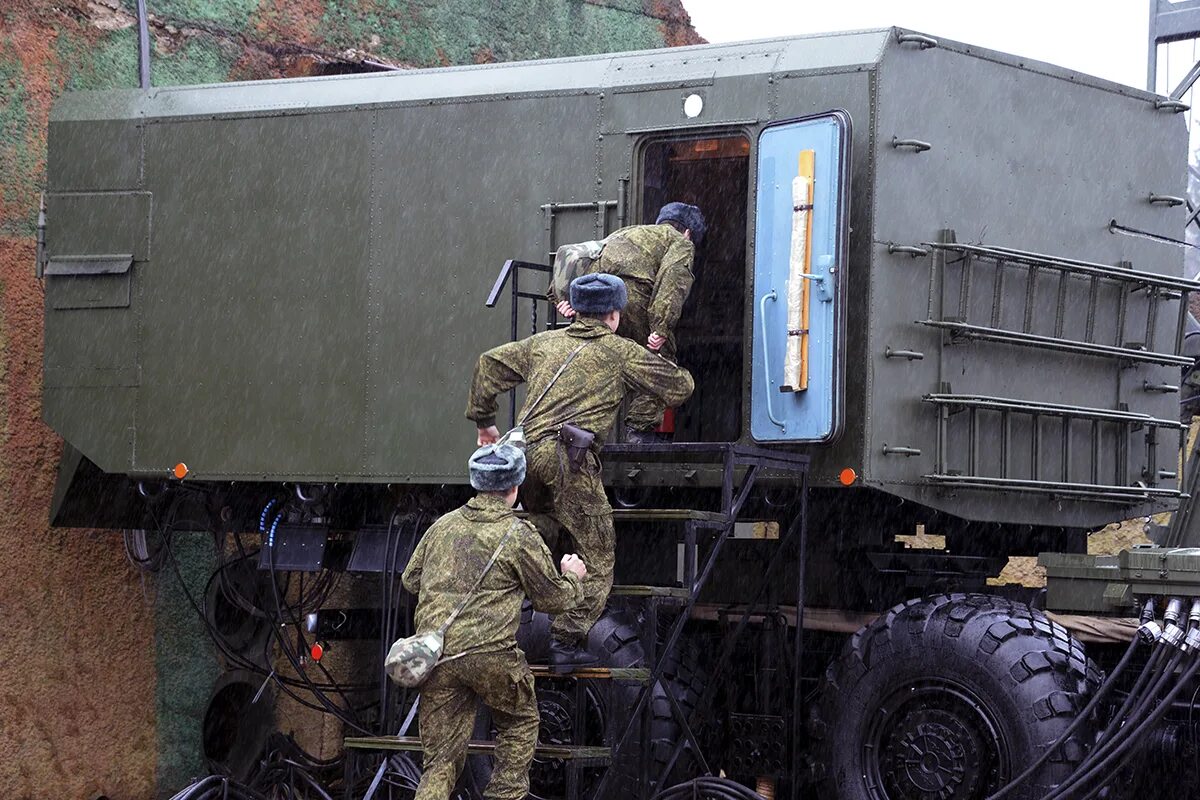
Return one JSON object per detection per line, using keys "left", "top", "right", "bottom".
{"left": 759, "top": 290, "right": 786, "bottom": 433}
{"left": 794, "top": 255, "right": 835, "bottom": 303}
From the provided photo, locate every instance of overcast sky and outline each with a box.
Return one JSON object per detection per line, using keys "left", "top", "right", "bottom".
{"left": 683, "top": 1, "right": 1159, "bottom": 91}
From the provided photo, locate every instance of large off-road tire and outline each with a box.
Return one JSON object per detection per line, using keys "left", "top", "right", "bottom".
{"left": 812, "top": 594, "right": 1101, "bottom": 800}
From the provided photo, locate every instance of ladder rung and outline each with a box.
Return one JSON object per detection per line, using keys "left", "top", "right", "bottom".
{"left": 919, "top": 319, "right": 1193, "bottom": 366}
{"left": 927, "top": 241, "right": 1200, "bottom": 293}
{"left": 344, "top": 737, "right": 611, "bottom": 763}
{"left": 529, "top": 665, "right": 650, "bottom": 682}
{"left": 923, "top": 393, "right": 1184, "bottom": 429}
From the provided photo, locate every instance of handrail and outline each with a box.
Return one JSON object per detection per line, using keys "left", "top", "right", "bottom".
{"left": 485, "top": 258, "right": 550, "bottom": 309}
{"left": 758, "top": 290, "right": 786, "bottom": 433}
{"left": 926, "top": 473, "right": 1180, "bottom": 502}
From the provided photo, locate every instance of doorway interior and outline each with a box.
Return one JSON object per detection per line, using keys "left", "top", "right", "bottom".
{"left": 639, "top": 133, "right": 750, "bottom": 443}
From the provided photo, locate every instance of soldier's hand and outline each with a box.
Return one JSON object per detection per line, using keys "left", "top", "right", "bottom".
{"left": 561, "top": 554, "right": 587, "bottom": 580}
{"left": 477, "top": 425, "right": 500, "bottom": 446}
{"left": 556, "top": 301, "right": 576, "bottom": 319}
{"left": 647, "top": 332, "right": 666, "bottom": 351}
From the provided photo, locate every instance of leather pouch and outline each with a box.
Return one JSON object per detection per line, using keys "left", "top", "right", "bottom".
{"left": 557, "top": 423, "right": 595, "bottom": 473}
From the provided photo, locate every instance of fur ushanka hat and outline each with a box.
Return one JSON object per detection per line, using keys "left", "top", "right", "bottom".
{"left": 656, "top": 202, "right": 707, "bottom": 244}
{"left": 569, "top": 273, "right": 628, "bottom": 315}
{"left": 469, "top": 443, "right": 526, "bottom": 491}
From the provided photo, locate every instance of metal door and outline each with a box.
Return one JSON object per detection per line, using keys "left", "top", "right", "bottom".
{"left": 750, "top": 111, "right": 850, "bottom": 442}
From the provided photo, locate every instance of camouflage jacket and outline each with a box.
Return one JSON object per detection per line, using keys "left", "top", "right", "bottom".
{"left": 465, "top": 317, "right": 695, "bottom": 445}
{"left": 596, "top": 223, "right": 696, "bottom": 336}
{"left": 401, "top": 494, "right": 583, "bottom": 656}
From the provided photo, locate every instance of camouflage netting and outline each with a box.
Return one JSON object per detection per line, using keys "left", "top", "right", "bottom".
{"left": 0, "top": 1, "right": 701, "bottom": 796}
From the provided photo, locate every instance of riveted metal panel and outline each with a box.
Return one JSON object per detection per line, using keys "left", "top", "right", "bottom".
{"left": 866, "top": 37, "right": 1187, "bottom": 526}
{"left": 47, "top": 120, "right": 141, "bottom": 191}
{"left": 362, "top": 94, "right": 601, "bottom": 479}
{"left": 136, "top": 113, "right": 371, "bottom": 478}
{"left": 42, "top": 190, "right": 148, "bottom": 469}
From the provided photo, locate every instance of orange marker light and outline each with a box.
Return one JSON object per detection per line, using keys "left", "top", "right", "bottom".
{"left": 310, "top": 642, "right": 325, "bottom": 662}
{"left": 838, "top": 467, "right": 857, "bottom": 486}
{"left": 173, "top": 462, "right": 189, "bottom": 480}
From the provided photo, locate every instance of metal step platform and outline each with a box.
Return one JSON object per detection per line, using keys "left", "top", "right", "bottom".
{"left": 349, "top": 432, "right": 811, "bottom": 800}
{"left": 345, "top": 736, "right": 612, "bottom": 766}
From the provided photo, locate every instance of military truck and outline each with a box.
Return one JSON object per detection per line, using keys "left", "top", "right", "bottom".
{"left": 41, "top": 26, "right": 1200, "bottom": 800}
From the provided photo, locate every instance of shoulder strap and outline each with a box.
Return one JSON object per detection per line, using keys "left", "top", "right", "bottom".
{"left": 438, "top": 520, "right": 522, "bottom": 635}
{"left": 517, "top": 341, "right": 591, "bottom": 425}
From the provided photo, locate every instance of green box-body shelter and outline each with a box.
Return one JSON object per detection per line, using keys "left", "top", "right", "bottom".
{"left": 44, "top": 28, "right": 1191, "bottom": 533}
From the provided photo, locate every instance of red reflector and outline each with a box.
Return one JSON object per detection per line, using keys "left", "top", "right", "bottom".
{"left": 173, "top": 462, "right": 189, "bottom": 480}
{"left": 839, "top": 467, "right": 857, "bottom": 486}
{"left": 310, "top": 642, "right": 325, "bottom": 661}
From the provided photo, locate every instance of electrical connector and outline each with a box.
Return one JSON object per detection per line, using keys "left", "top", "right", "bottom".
{"left": 1162, "top": 623, "right": 1186, "bottom": 650}
{"left": 1165, "top": 598, "right": 1184, "bottom": 628}
{"left": 1138, "top": 620, "right": 1164, "bottom": 644}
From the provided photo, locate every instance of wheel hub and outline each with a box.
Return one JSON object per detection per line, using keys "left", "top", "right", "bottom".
{"left": 867, "top": 682, "right": 1007, "bottom": 800}
{"left": 524, "top": 686, "right": 606, "bottom": 799}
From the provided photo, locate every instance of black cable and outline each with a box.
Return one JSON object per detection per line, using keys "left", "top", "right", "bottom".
{"left": 155, "top": 502, "right": 374, "bottom": 714}
{"left": 652, "top": 777, "right": 768, "bottom": 800}
{"left": 152, "top": 499, "right": 379, "bottom": 760}
{"left": 1103, "top": 642, "right": 1169, "bottom": 740}
{"left": 192, "top": 545, "right": 374, "bottom": 694}
{"left": 1047, "top": 652, "right": 1200, "bottom": 800}
{"left": 266, "top": 535, "right": 374, "bottom": 735}
{"left": 1072, "top": 647, "right": 1185, "bottom": 776}
{"left": 986, "top": 633, "right": 1144, "bottom": 800}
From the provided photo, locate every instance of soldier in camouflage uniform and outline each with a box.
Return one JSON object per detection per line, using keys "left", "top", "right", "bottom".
{"left": 552, "top": 202, "right": 706, "bottom": 440}
{"left": 468, "top": 273, "right": 695, "bottom": 668}
{"left": 402, "top": 443, "right": 587, "bottom": 800}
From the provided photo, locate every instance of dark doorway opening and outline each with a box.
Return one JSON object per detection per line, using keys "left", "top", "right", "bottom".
{"left": 640, "top": 134, "right": 750, "bottom": 443}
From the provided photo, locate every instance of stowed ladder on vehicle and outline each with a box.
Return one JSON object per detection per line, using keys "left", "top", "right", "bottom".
{"left": 344, "top": 442, "right": 810, "bottom": 800}
{"left": 890, "top": 233, "right": 1200, "bottom": 503}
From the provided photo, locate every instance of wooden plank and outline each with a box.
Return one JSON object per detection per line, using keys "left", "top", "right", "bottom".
{"left": 610, "top": 584, "right": 690, "bottom": 599}
{"left": 529, "top": 665, "right": 650, "bottom": 682}
{"left": 344, "top": 736, "right": 611, "bottom": 761}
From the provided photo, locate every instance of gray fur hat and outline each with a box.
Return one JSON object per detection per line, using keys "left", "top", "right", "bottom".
{"left": 656, "top": 202, "right": 707, "bottom": 244}
{"left": 569, "top": 273, "right": 628, "bottom": 315}
{"left": 469, "top": 443, "right": 526, "bottom": 491}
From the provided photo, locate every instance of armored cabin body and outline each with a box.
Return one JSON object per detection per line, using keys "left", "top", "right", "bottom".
{"left": 45, "top": 29, "right": 1187, "bottom": 542}
{"left": 42, "top": 27, "right": 1200, "bottom": 800}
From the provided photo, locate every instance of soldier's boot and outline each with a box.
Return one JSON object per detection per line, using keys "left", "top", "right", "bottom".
{"left": 548, "top": 637, "right": 599, "bottom": 673}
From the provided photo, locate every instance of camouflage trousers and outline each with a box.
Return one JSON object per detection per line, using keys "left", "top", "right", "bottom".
{"left": 520, "top": 439, "right": 615, "bottom": 644}
{"left": 615, "top": 300, "right": 678, "bottom": 432}
{"left": 414, "top": 650, "right": 539, "bottom": 800}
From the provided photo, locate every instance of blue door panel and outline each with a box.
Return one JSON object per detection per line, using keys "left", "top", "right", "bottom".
{"left": 750, "top": 112, "right": 849, "bottom": 443}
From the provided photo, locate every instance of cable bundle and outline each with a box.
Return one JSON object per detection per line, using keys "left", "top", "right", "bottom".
{"left": 653, "top": 776, "right": 769, "bottom": 800}
{"left": 987, "top": 598, "right": 1200, "bottom": 800}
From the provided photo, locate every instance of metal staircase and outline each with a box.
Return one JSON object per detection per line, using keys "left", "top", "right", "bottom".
{"left": 345, "top": 443, "right": 810, "bottom": 799}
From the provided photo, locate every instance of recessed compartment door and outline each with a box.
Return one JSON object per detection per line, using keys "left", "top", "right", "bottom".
{"left": 750, "top": 112, "right": 850, "bottom": 443}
